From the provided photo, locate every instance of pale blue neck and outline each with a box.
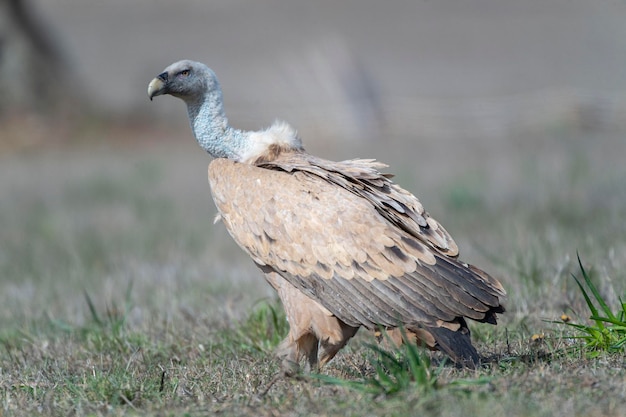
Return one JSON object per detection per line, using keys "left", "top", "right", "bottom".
{"left": 185, "top": 89, "right": 249, "bottom": 160}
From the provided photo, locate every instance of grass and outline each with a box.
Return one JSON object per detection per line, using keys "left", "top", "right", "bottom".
{"left": 313, "top": 329, "right": 494, "bottom": 398}
{"left": 314, "top": 330, "right": 440, "bottom": 396}
{"left": 1, "top": 126, "right": 626, "bottom": 416}
{"left": 235, "top": 300, "right": 290, "bottom": 354}
{"left": 555, "top": 255, "right": 626, "bottom": 355}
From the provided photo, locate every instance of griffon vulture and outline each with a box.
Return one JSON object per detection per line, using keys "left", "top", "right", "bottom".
{"left": 148, "top": 60, "right": 506, "bottom": 374}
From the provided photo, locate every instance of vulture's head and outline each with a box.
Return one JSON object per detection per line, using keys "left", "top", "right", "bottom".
{"left": 148, "top": 60, "right": 220, "bottom": 103}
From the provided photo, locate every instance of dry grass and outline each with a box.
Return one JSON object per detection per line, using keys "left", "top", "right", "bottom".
{"left": 1, "top": 120, "right": 625, "bottom": 416}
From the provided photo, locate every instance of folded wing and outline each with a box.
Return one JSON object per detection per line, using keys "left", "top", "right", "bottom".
{"left": 209, "top": 153, "right": 505, "bottom": 333}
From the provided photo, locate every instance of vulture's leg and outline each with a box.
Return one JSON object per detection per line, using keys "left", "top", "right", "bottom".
{"left": 265, "top": 272, "right": 321, "bottom": 375}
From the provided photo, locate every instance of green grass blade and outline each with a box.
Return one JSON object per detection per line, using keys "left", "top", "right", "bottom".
{"left": 572, "top": 275, "right": 603, "bottom": 330}
{"left": 612, "top": 337, "right": 626, "bottom": 349}
{"left": 83, "top": 290, "right": 103, "bottom": 327}
{"left": 588, "top": 315, "right": 626, "bottom": 327}
{"left": 577, "top": 253, "right": 616, "bottom": 321}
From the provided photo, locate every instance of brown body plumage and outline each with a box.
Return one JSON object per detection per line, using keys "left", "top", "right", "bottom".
{"left": 210, "top": 150, "right": 505, "bottom": 371}
{"left": 148, "top": 60, "right": 506, "bottom": 374}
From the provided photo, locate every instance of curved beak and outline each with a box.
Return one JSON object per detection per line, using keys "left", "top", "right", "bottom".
{"left": 148, "top": 72, "right": 168, "bottom": 101}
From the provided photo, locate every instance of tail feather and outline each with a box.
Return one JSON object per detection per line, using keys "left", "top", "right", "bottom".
{"left": 426, "top": 325, "right": 480, "bottom": 368}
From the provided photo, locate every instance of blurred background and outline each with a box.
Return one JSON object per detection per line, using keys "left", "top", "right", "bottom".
{"left": 1, "top": 0, "right": 626, "bottom": 324}
{"left": 5, "top": 0, "right": 626, "bottom": 144}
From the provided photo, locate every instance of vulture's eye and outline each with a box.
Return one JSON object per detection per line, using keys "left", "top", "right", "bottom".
{"left": 180, "top": 69, "right": 190, "bottom": 77}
